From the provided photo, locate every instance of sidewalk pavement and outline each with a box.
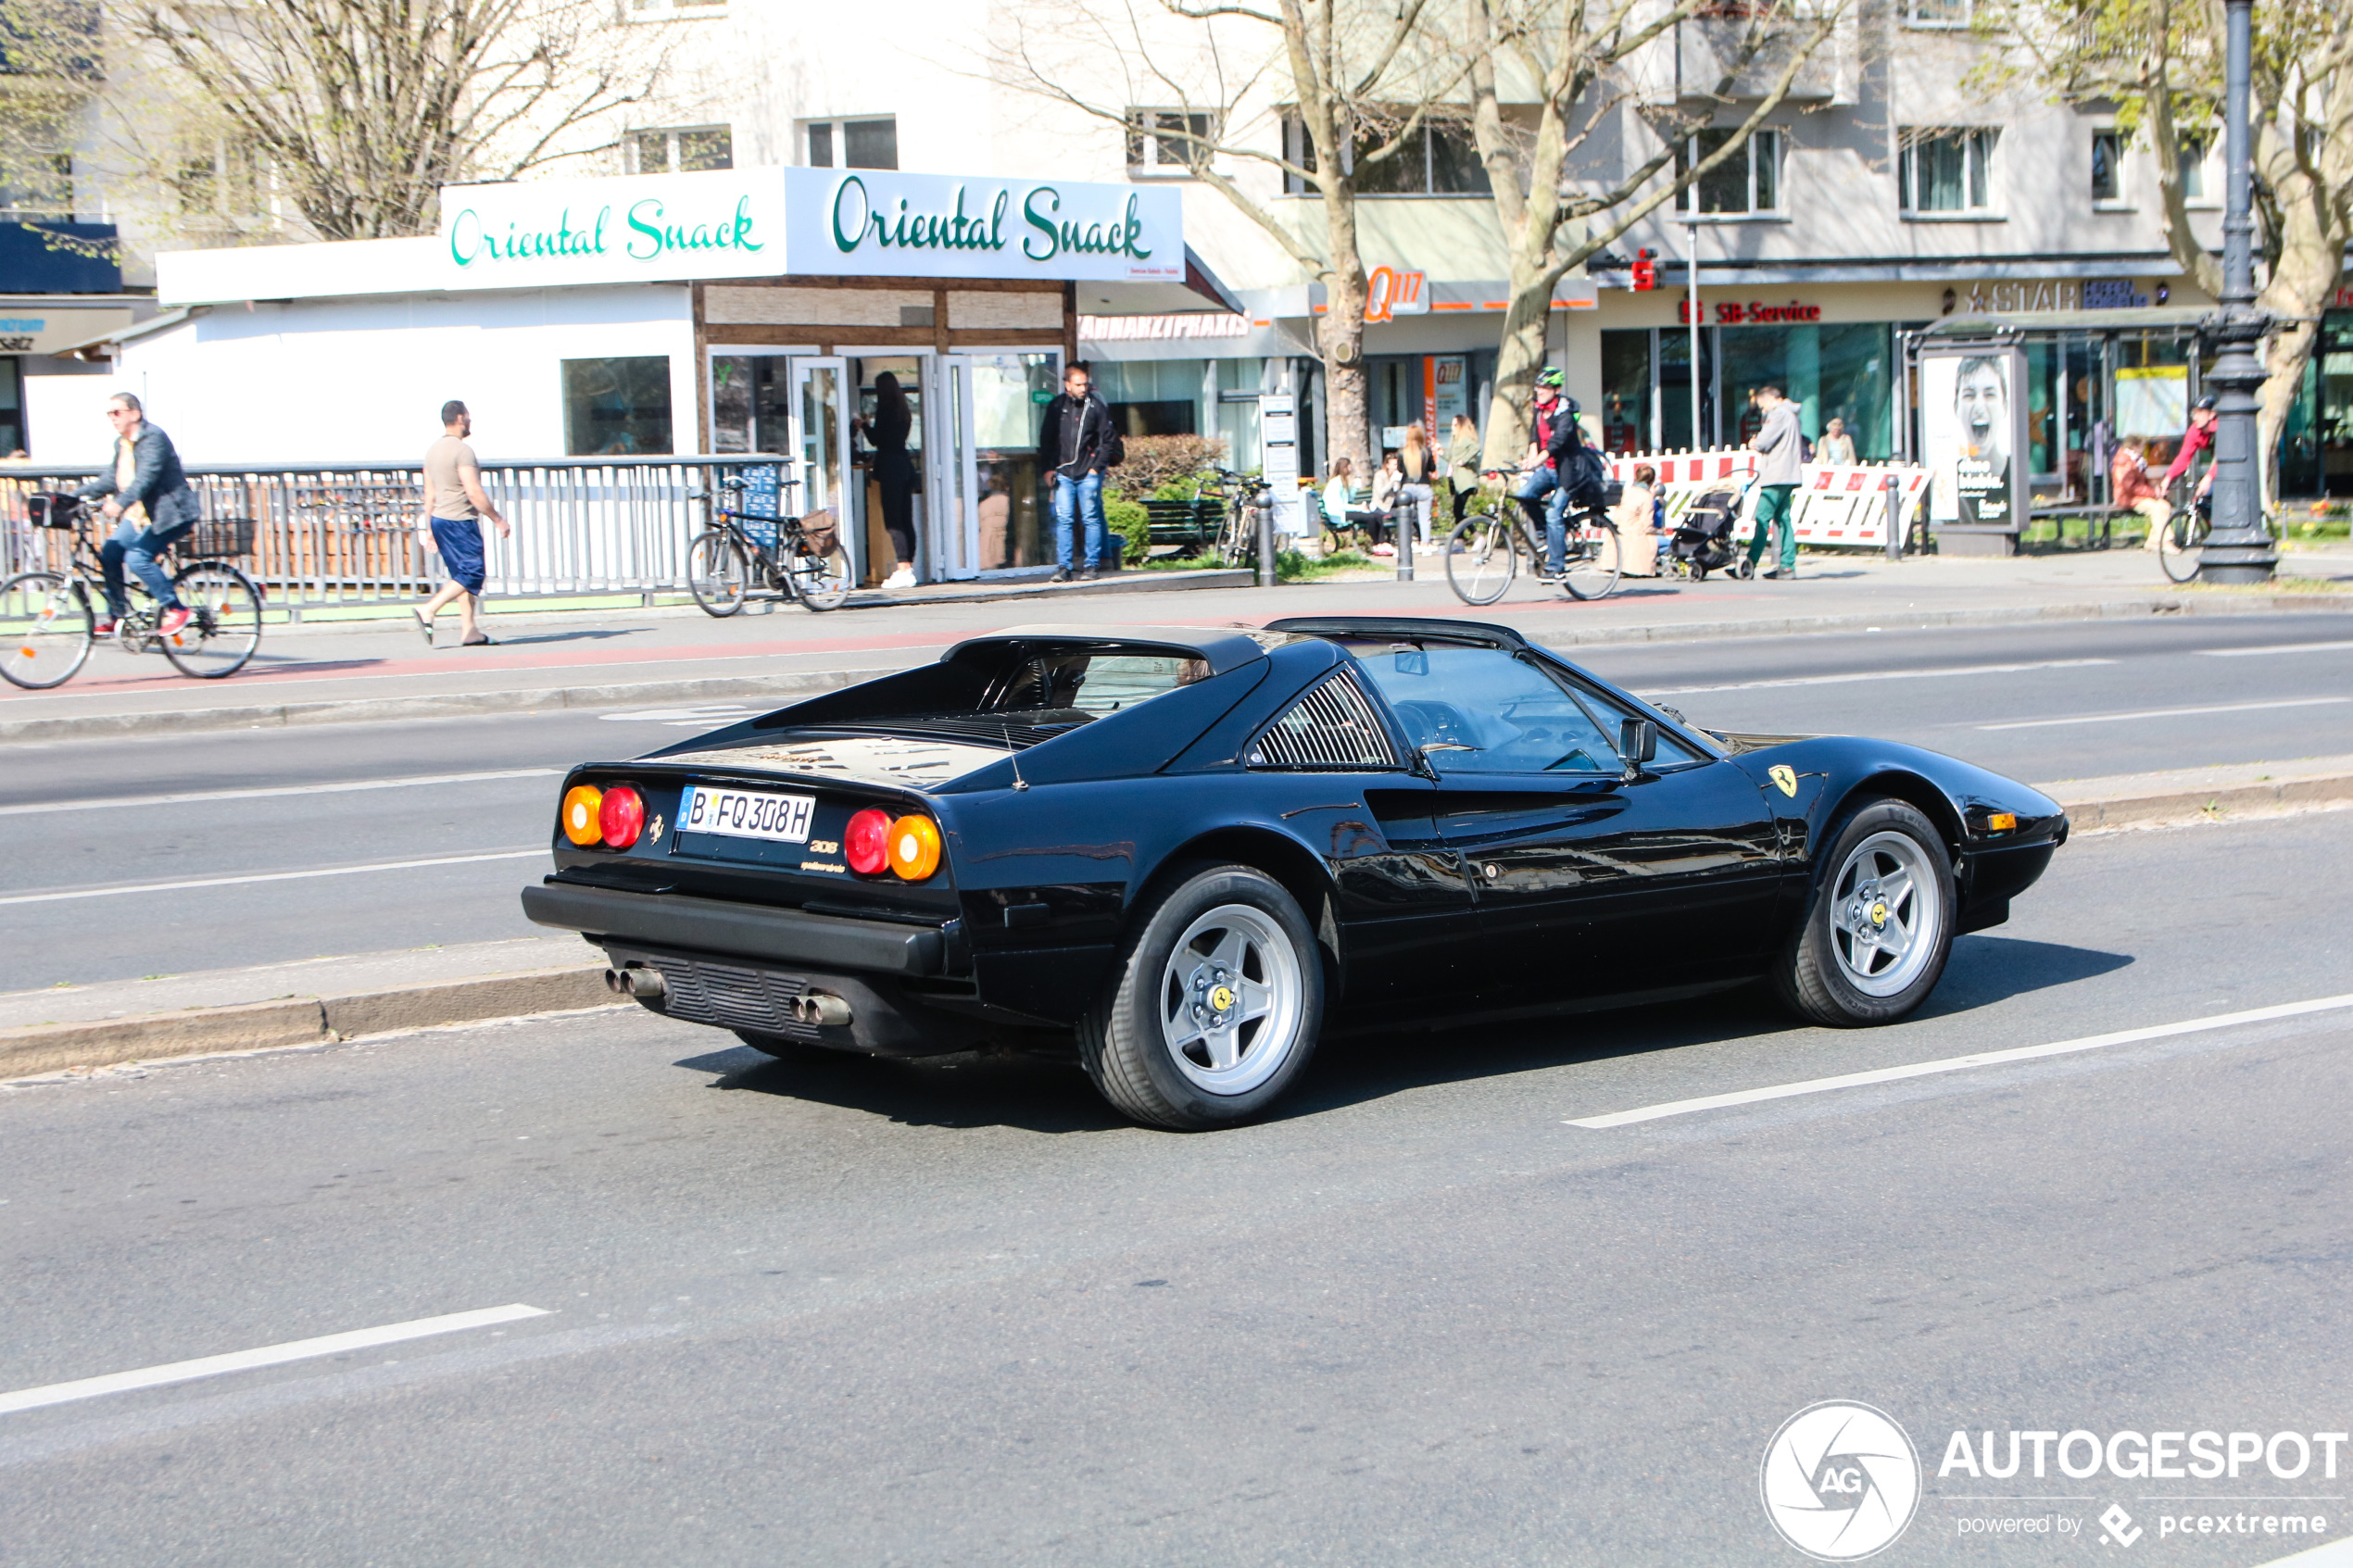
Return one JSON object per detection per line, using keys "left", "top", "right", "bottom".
{"left": 6, "top": 753, "right": 2347, "bottom": 1083}
{"left": 3, "top": 543, "right": 2347, "bottom": 744}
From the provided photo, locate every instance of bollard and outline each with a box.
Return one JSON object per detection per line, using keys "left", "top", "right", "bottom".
{"left": 1256, "top": 502, "right": 1277, "bottom": 587}
{"left": 1393, "top": 507, "right": 1415, "bottom": 581}
{"left": 1883, "top": 472, "right": 1904, "bottom": 560}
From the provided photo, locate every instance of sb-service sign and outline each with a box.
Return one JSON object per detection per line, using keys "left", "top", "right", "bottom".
{"left": 785, "top": 168, "right": 1184, "bottom": 283}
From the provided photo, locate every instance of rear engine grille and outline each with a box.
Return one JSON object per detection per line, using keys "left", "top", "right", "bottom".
{"left": 649, "top": 957, "right": 817, "bottom": 1042}
{"left": 1248, "top": 671, "right": 1402, "bottom": 770}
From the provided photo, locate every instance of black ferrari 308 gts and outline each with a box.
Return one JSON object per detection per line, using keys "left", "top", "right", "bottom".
{"left": 522, "top": 616, "right": 2067, "bottom": 1129}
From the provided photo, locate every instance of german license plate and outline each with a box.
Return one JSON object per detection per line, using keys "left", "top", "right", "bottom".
{"left": 680, "top": 784, "right": 815, "bottom": 844}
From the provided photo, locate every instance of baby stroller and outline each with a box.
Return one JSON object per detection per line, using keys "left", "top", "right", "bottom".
{"left": 1669, "top": 485, "right": 1750, "bottom": 581}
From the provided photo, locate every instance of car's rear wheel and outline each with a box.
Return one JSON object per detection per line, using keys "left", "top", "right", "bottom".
{"left": 1775, "top": 798, "right": 1956, "bottom": 1027}
{"left": 1080, "top": 864, "right": 1323, "bottom": 1129}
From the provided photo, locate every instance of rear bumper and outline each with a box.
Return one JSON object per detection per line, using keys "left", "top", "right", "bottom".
{"left": 521, "top": 880, "right": 950, "bottom": 977}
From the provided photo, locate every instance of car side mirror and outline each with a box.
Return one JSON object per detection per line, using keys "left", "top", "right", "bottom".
{"left": 1619, "top": 718, "right": 1656, "bottom": 782}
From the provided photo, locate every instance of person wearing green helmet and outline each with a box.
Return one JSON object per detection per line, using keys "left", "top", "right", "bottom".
{"left": 1508, "top": 367, "right": 1600, "bottom": 579}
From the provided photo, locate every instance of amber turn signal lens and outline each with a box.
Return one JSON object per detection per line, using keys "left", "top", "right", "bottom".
{"left": 561, "top": 784, "right": 604, "bottom": 847}
{"left": 1987, "top": 811, "right": 2017, "bottom": 833}
{"left": 600, "top": 785, "right": 645, "bottom": 849}
{"left": 845, "top": 808, "right": 892, "bottom": 875}
{"left": 887, "top": 814, "right": 941, "bottom": 882}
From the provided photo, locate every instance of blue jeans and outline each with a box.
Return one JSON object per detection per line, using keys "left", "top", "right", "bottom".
{"left": 1051, "top": 470, "right": 1106, "bottom": 570}
{"left": 1514, "top": 468, "right": 1572, "bottom": 574}
{"left": 100, "top": 494, "right": 198, "bottom": 616}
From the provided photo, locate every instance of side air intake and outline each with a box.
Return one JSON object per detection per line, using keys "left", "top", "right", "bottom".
{"left": 1247, "top": 671, "right": 1402, "bottom": 770}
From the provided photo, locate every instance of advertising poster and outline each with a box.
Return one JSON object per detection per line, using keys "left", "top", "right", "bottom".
{"left": 1919, "top": 348, "right": 2027, "bottom": 528}
{"left": 2116, "top": 365, "right": 2190, "bottom": 440}
{"left": 1426, "top": 355, "right": 1469, "bottom": 444}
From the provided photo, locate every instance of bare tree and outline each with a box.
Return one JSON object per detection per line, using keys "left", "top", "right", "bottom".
{"left": 994, "top": 0, "right": 1467, "bottom": 480}
{"left": 0, "top": 0, "right": 687, "bottom": 248}
{"left": 1464, "top": 0, "right": 1842, "bottom": 459}
{"left": 1988, "top": 0, "right": 2353, "bottom": 496}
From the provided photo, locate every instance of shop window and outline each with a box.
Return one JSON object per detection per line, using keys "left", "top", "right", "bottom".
{"left": 631, "top": 127, "right": 732, "bottom": 174}
{"left": 1901, "top": 129, "right": 1997, "bottom": 214}
{"left": 563, "top": 357, "right": 673, "bottom": 457}
{"left": 1281, "top": 115, "right": 1482, "bottom": 195}
{"left": 1674, "top": 129, "right": 1781, "bottom": 216}
{"left": 2091, "top": 130, "right": 2122, "bottom": 204}
{"left": 803, "top": 118, "right": 898, "bottom": 170}
{"left": 1905, "top": 0, "right": 1974, "bottom": 25}
{"left": 0, "top": 356, "right": 22, "bottom": 457}
{"left": 1126, "top": 109, "right": 1214, "bottom": 176}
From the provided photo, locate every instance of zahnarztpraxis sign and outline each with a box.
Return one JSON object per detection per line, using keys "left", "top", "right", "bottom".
{"left": 433, "top": 167, "right": 1184, "bottom": 291}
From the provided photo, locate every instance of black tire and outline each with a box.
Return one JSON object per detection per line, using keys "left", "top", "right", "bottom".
{"left": 1078, "top": 864, "right": 1324, "bottom": 1130}
{"left": 1774, "top": 798, "right": 1957, "bottom": 1027}
{"left": 1560, "top": 516, "right": 1623, "bottom": 601}
{"left": 0, "top": 571, "right": 94, "bottom": 690}
{"left": 1444, "top": 513, "right": 1516, "bottom": 605}
{"left": 160, "top": 562, "right": 262, "bottom": 678}
{"left": 688, "top": 530, "right": 749, "bottom": 616}
{"left": 2158, "top": 508, "right": 2208, "bottom": 583}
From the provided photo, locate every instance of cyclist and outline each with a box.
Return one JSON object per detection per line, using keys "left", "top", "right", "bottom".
{"left": 1506, "top": 368, "right": 1604, "bottom": 580}
{"left": 78, "top": 393, "right": 199, "bottom": 637}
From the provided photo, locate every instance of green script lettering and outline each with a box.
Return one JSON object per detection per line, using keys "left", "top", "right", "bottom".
{"left": 1022, "top": 187, "right": 1062, "bottom": 261}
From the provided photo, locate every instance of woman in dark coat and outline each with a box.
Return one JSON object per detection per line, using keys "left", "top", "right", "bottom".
{"left": 867, "top": 372, "right": 917, "bottom": 587}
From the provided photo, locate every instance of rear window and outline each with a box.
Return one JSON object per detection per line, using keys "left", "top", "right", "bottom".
{"left": 995, "top": 652, "right": 1210, "bottom": 716}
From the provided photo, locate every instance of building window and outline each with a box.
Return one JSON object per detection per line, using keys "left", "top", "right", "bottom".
{"left": 0, "top": 150, "right": 72, "bottom": 218}
{"left": 2091, "top": 130, "right": 2122, "bottom": 202}
{"left": 563, "top": 357, "right": 673, "bottom": 457}
{"left": 631, "top": 127, "right": 732, "bottom": 174}
{"left": 1126, "top": 108, "right": 1214, "bottom": 176}
{"left": 2179, "top": 132, "right": 2209, "bottom": 201}
{"left": 1905, "top": 0, "right": 1974, "bottom": 25}
{"left": 1902, "top": 129, "right": 1996, "bottom": 214}
{"left": 802, "top": 118, "right": 898, "bottom": 170}
{"left": 1675, "top": 129, "right": 1782, "bottom": 216}
{"left": 1281, "top": 115, "right": 1483, "bottom": 195}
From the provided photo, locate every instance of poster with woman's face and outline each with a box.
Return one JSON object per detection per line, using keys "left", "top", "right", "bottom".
{"left": 1919, "top": 350, "right": 2022, "bottom": 525}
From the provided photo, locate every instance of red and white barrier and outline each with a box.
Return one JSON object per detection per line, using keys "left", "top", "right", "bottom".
{"left": 1604, "top": 449, "right": 1929, "bottom": 549}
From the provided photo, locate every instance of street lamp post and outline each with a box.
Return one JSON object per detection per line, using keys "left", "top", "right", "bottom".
{"left": 2201, "top": 0, "right": 2278, "bottom": 583}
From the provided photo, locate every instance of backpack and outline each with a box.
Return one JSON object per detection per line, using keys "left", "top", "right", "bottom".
{"left": 1560, "top": 429, "right": 1607, "bottom": 504}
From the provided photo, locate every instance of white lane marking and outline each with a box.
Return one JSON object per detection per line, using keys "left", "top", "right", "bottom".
{"left": 2198, "top": 639, "right": 2353, "bottom": 658}
{"left": 1642, "top": 659, "right": 2115, "bottom": 697}
{"left": 1976, "top": 696, "right": 2349, "bottom": 731}
{"left": 1566, "top": 993, "right": 2353, "bottom": 1130}
{"left": 598, "top": 705, "right": 753, "bottom": 723}
{"left": 0, "top": 848, "right": 543, "bottom": 907}
{"left": 0, "top": 1303, "right": 549, "bottom": 1417}
{"left": 0, "top": 769, "right": 559, "bottom": 818}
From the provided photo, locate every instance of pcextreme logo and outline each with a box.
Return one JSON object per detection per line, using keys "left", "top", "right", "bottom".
{"left": 1762, "top": 1401, "right": 1923, "bottom": 1561}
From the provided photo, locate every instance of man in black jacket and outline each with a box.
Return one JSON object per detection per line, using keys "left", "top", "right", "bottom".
{"left": 78, "top": 393, "right": 201, "bottom": 635}
{"left": 1036, "top": 360, "right": 1114, "bottom": 581}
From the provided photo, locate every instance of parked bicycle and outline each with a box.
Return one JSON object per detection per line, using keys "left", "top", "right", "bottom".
{"left": 686, "top": 475, "right": 854, "bottom": 616}
{"left": 1208, "top": 467, "right": 1275, "bottom": 570}
{"left": 1443, "top": 468, "right": 1622, "bottom": 605}
{"left": 1, "top": 492, "right": 263, "bottom": 690}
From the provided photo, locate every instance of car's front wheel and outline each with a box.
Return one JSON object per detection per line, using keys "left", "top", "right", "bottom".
{"left": 1775, "top": 798, "right": 1957, "bottom": 1027}
{"left": 1080, "top": 864, "right": 1324, "bottom": 1129}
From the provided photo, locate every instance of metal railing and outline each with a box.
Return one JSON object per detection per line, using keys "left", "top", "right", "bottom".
{"left": 0, "top": 456, "right": 784, "bottom": 614}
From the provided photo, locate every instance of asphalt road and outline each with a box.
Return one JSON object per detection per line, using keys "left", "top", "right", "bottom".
{"left": 1, "top": 807, "right": 2347, "bottom": 1565}
{"left": 2, "top": 610, "right": 2347, "bottom": 988}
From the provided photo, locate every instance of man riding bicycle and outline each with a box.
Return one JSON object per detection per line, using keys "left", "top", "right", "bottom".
{"left": 1508, "top": 367, "right": 1603, "bottom": 580}
{"left": 78, "top": 393, "right": 200, "bottom": 637}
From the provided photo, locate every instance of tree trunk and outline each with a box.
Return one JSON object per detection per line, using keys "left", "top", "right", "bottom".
{"left": 1484, "top": 283, "right": 1555, "bottom": 468}
{"left": 2253, "top": 179, "right": 2346, "bottom": 505}
{"left": 1318, "top": 196, "right": 1374, "bottom": 484}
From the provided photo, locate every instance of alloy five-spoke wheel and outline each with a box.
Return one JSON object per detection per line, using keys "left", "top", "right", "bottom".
{"left": 1776, "top": 797, "right": 1957, "bottom": 1027}
{"left": 1082, "top": 864, "right": 1324, "bottom": 1129}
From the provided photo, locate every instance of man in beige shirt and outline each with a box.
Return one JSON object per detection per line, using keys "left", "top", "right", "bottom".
{"left": 415, "top": 399, "right": 510, "bottom": 646}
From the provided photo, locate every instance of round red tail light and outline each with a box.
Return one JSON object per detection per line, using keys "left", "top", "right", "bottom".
{"left": 845, "top": 808, "right": 892, "bottom": 875}
{"left": 599, "top": 785, "right": 645, "bottom": 848}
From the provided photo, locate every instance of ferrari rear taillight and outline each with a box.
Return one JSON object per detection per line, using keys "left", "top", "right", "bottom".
{"left": 599, "top": 785, "right": 645, "bottom": 848}
{"left": 845, "top": 808, "right": 891, "bottom": 875}
{"left": 887, "top": 814, "right": 941, "bottom": 882}
{"left": 560, "top": 784, "right": 604, "bottom": 847}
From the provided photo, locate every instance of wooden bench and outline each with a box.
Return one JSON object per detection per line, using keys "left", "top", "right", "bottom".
{"left": 2026, "top": 504, "right": 2125, "bottom": 551}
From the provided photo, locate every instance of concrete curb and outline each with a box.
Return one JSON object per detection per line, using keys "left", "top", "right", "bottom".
{"left": 2051, "top": 771, "right": 2353, "bottom": 830}
{"left": 0, "top": 964, "right": 623, "bottom": 1080}
{"left": 6, "top": 589, "right": 2345, "bottom": 746}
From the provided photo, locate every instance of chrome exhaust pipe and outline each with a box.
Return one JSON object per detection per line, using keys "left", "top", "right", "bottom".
{"left": 604, "top": 966, "right": 665, "bottom": 999}
{"left": 797, "top": 992, "right": 850, "bottom": 1027}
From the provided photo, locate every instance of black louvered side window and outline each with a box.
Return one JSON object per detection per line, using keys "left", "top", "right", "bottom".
{"left": 1247, "top": 671, "right": 1403, "bottom": 770}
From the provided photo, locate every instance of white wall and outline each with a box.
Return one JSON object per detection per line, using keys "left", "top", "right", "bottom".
{"left": 115, "top": 285, "right": 697, "bottom": 465}
{"left": 23, "top": 370, "right": 122, "bottom": 466}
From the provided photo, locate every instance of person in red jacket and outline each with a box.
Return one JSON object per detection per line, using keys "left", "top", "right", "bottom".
{"left": 2163, "top": 395, "right": 2218, "bottom": 495}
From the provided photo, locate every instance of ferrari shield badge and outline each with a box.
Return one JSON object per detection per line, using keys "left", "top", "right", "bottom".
{"left": 1768, "top": 765, "right": 1798, "bottom": 797}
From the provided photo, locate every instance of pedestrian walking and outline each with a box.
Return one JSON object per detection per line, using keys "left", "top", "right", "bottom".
{"left": 1397, "top": 423, "right": 1437, "bottom": 551}
{"left": 1036, "top": 360, "right": 1114, "bottom": 581}
{"left": 1445, "top": 412, "right": 1481, "bottom": 528}
{"left": 2111, "top": 436, "right": 2174, "bottom": 552}
{"left": 1817, "top": 416, "right": 1857, "bottom": 466}
{"left": 414, "top": 399, "right": 512, "bottom": 647}
{"left": 78, "top": 392, "right": 201, "bottom": 638}
{"left": 1744, "top": 384, "right": 1803, "bottom": 580}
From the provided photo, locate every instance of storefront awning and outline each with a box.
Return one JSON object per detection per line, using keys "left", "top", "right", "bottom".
{"left": 1918, "top": 307, "right": 2220, "bottom": 336}
{"left": 1068, "top": 246, "right": 1242, "bottom": 317}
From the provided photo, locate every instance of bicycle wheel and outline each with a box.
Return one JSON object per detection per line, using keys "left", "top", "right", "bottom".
{"left": 161, "top": 562, "right": 263, "bottom": 678}
{"left": 1218, "top": 506, "right": 1258, "bottom": 568}
{"left": 2158, "top": 508, "right": 2208, "bottom": 583}
{"left": 786, "top": 536, "right": 853, "bottom": 611}
{"left": 688, "top": 530, "right": 749, "bottom": 616}
{"left": 1561, "top": 521, "right": 1624, "bottom": 601}
{"left": 0, "top": 571, "right": 94, "bottom": 690}
{"left": 1444, "top": 513, "right": 1517, "bottom": 605}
